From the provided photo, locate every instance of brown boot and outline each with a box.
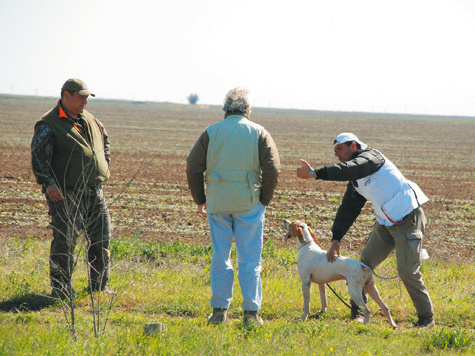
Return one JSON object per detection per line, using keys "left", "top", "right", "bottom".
{"left": 413, "top": 316, "right": 435, "bottom": 328}
{"left": 207, "top": 308, "right": 227, "bottom": 325}
{"left": 243, "top": 310, "right": 263, "bottom": 327}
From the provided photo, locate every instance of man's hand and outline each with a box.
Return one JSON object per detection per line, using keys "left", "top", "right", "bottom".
{"left": 46, "top": 184, "right": 64, "bottom": 201}
{"left": 297, "top": 159, "right": 313, "bottom": 179}
{"left": 326, "top": 240, "right": 341, "bottom": 263}
{"left": 198, "top": 203, "right": 207, "bottom": 215}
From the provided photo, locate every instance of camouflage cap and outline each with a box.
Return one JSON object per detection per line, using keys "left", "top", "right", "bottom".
{"left": 61, "top": 78, "right": 95, "bottom": 97}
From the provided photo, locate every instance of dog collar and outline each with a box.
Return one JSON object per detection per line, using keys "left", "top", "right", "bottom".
{"left": 298, "top": 240, "right": 312, "bottom": 251}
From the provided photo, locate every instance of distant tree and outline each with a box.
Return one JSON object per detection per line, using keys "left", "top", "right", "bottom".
{"left": 187, "top": 93, "right": 199, "bottom": 105}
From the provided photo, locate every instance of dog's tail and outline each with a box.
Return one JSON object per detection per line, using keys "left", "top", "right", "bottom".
{"left": 362, "top": 263, "right": 399, "bottom": 280}
{"left": 371, "top": 269, "right": 399, "bottom": 280}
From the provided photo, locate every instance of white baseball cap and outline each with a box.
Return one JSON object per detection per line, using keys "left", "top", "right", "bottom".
{"left": 333, "top": 132, "right": 368, "bottom": 149}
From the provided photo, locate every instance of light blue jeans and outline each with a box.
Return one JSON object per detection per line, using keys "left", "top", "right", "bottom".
{"left": 207, "top": 202, "right": 266, "bottom": 311}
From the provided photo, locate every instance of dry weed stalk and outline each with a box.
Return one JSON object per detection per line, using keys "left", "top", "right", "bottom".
{"left": 28, "top": 145, "right": 158, "bottom": 337}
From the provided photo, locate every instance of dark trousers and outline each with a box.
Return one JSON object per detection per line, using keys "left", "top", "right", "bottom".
{"left": 47, "top": 189, "right": 111, "bottom": 292}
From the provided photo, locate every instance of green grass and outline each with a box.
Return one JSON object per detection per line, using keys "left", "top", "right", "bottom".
{"left": 0, "top": 237, "right": 474, "bottom": 355}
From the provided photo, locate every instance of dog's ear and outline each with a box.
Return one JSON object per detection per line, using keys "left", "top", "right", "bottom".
{"left": 289, "top": 221, "right": 299, "bottom": 236}
{"left": 307, "top": 226, "right": 318, "bottom": 244}
{"left": 295, "top": 225, "right": 305, "bottom": 245}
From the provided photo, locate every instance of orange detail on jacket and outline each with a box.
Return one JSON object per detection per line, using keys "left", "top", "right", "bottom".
{"left": 58, "top": 100, "right": 83, "bottom": 134}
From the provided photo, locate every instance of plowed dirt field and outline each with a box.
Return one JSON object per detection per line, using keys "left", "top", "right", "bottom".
{"left": 1, "top": 95, "right": 473, "bottom": 262}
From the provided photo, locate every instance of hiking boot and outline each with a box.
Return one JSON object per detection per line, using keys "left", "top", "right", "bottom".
{"left": 413, "top": 316, "right": 435, "bottom": 328}
{"left": 207, "top": 308, "right": 227, "bottom": 325}
{"left": 88, "top": 285, "right": 117, "bottom": 295}
{"left": 243, "top": 310, "right": 263, "bottom": 327}
{"left": 100, "top": 287, "right": 117, "bottom": 295}
{"left": 350, "top": 305, "right": 365, "bottom": 324}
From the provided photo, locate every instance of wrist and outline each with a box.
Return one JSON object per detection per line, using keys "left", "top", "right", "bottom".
{"left": 308, "top": 169, "right": 315, "bottom": 179}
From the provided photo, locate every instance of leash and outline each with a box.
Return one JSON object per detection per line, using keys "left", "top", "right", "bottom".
{"left": 326, "top": 283, "right": 389, "bottom": 318}
{"left": 372, "top": 270, "right": 399, "bottom": 280}
{"left": 327, "top": 268, "right": 399, "bottom": 310}
{"left": 326, "top": 283, "right": 352, "bottom": 309}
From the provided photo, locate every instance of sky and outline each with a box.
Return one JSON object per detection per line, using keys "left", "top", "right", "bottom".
{"left": 1, "top": 0, "right": 475, "bottom": 117}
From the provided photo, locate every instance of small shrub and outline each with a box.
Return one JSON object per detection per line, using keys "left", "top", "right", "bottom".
{"left": 187, "top": 93, "right": 199, "bottom": 105}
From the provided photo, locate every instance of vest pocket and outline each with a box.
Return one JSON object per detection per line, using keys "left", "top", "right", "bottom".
{"left": 207, "top": 169, "right": 260, "bottom": 214}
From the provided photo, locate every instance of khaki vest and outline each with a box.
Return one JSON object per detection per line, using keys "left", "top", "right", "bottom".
{"left": 39, "top": 105, "right": 110, "bottom": 190}
{"left": 206, "top": 115, "right": 262, "bottom": 214}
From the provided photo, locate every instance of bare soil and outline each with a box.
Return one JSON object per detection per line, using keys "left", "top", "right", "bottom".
{"left": 1, "top": 95, "right": 473, "bottom": 263}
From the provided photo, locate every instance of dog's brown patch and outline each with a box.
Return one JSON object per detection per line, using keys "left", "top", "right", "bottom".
{"left": 289, "top": 220, "right": 319, "bottom": 245}
{"left": 307, "top": 226, "right": 318, "bottom": 244}
{"left": 289, "top": 221, "right": 305, "bottom": 245}
{"left": 290, "top": 220, "right": 318, "bottom": 244}
{"left": 289, "top": 220, "right": 303, "bottom": 237}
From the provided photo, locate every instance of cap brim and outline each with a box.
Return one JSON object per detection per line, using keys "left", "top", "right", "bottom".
{"left": 333, "top": 132, "right": 367, "bottom": 149}
{"left": 78, "top": 89, "right": 95, "bottom": 97}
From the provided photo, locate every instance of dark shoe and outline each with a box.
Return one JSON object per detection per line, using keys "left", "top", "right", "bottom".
{"left": 100, "top": 287, "right": 117, "bottom": 295}
{"left": 88, "top": 285, "right": 116, "bottom": 295}
{"left": 243, "top": 310, "right": 263, "bottom": 327}
{"left": 413, "top": 316, "right": 435, "bottom": 328}
{"left": 350, "top": 305, "right": 365, "bottom": 324}
{"left": 207, "top": 308, "right": 227, "bottom": 325}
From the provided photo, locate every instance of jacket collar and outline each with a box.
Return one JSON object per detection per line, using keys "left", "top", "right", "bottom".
{"left": 57, "top": 100, "right": 84, "bottom": 133}
{"left": 58, "top": 100, "right": 69, "bottom": 119}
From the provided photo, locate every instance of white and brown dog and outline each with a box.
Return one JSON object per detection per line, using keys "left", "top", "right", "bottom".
{"left": 283, "top": 219, "right": 396, "bottom": 328}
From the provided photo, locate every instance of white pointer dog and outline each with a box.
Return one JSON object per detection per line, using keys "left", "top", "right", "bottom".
{"left": 283, "top": 219, "right": 396, "bottom": 328}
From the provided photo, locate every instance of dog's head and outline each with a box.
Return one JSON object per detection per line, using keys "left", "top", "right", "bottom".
{"left": 283, "top": 219, "right": 318, "bottom": 245}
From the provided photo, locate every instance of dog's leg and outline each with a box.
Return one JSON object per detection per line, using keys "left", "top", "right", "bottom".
{"left": 301, "top": 279, "right": 311, "bottom": 322}
{"left": 364, "top": 283, "right": 397, "bottom": 329}
{"left": 348, "top": 284, "right": 371, "bottom": 324}
{"left": 318, "top": 283, "right": 327, "bottom": 313}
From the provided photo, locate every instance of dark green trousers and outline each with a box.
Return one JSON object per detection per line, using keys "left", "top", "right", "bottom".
{"left": 47, "top": 188, "right": 111, "bottom": 292}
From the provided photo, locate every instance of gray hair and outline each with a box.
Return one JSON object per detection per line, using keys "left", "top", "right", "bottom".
{"left": 223, "top": 87, "right": 250, "bottom": 113}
